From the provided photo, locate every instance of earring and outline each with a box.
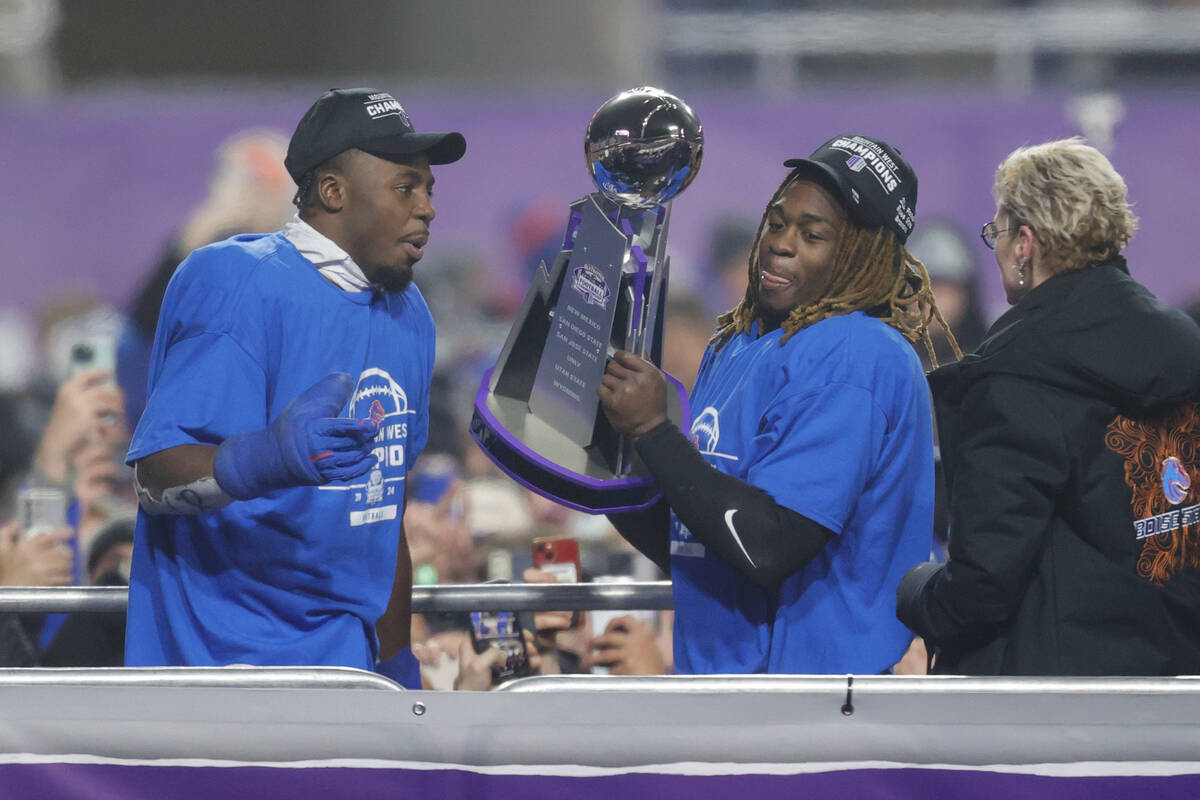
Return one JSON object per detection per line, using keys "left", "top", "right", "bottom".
{"left": 1013, "top": 262, "right": 1026, "bottom": 287}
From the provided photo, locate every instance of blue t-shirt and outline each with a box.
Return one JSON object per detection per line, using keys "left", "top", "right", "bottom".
{"left": 125, "top": 233, "right": 434, "bottom": 669}
{"left": 671, "top": 312, "right": 933, "bottom": 674}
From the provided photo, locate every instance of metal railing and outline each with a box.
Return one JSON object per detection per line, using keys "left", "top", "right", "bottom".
{"left": 0, "top": 665, "right": 402, "bottom": 690}
{"left": 497, "top": 673, "right": 1200, "bottom": 693}
{"left": 0, "top": 581, "right": 675, "bottom": 615}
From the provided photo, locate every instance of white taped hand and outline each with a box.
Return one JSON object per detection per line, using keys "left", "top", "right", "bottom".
{"left": 135, "top": 473, "right": 233, "bottom": 516}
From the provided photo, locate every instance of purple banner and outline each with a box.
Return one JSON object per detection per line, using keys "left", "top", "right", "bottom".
{"left": 3, "top": 87, "right": 1200, "bottom": 322}
{"left": 3, "top": 760, "right": 1200, "bottom": 800}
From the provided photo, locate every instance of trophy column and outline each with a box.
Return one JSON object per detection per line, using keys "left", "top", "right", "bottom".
{"left": 470, "top": 87, "right": 703, "bottom": 514}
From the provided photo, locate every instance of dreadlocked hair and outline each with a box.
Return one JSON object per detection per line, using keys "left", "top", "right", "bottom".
{"left": 712, "top": 172, "right": 962, "bottom": 369}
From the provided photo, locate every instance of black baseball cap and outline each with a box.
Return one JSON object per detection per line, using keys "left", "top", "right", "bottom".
{"left": 285, "top": 87, "right": 466, "bottom": 183}
{"left": 784, "top": 134, "right": 917, "bottom": 243}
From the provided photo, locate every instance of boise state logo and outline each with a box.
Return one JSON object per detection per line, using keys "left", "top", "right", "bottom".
{"left": 367, "top": 400, "right": 386, "bottom": 426}
{"left": 1162, "top": 456, "right": 1191, "bottom": 505}
{"left": 350, "top": 367, "right": 412, "bottom": 420}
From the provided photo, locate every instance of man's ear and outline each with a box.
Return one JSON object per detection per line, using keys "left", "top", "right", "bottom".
{"left": 316, "top": 171, "right": 346, "bottom": 213}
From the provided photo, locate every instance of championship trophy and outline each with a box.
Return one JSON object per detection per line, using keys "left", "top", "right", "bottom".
{"left": 470, "top": 87, "right": 703, "bottom": 514}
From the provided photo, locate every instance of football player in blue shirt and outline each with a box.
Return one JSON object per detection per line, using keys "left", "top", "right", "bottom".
{"left": 600, "top": 135, "right": 957, "bottom": 674}
{"left": 125, "top": 88, "right": 465, "bottom": 688}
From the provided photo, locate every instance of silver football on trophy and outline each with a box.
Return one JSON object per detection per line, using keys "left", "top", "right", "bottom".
{"left": 585, "top": 87, "right": 704, "bottom": 210}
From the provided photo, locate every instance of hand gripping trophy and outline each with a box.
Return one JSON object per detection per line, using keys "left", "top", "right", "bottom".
{"left": 470, "top": 87, "right": 703, "bottom": 513}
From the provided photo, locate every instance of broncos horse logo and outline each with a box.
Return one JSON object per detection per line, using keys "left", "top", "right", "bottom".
{"left": 1162, "top": 456, "right": 1191, "bottom": 506}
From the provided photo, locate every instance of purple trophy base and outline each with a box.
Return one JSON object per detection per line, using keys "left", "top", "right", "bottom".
{"left": 470, "top": 367, "right": 691, "bottom": 515}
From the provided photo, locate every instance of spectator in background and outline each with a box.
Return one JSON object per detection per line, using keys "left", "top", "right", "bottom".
{"left": 39, "top": 515, "right": 134, "bottom": 667}
{"left": 519, "top": 566, "right": 670, "bottom": 676}
{"left": 587, "top": 614, "right": 667, "bottom": 675}
{"left": 661, "top": 293, "right": 717, "bottom": 394}
{"left": 0, "top": 292, "right": 125, "bottom": 514}
{"left": 118, "top": 129, "right": 294, "bottom": 427}
{"left": 905, "top": 219, "right": 989, "bottom": 368}
{"left": 0, "top": 310, "right": 38, "bottom": 511}
{"left": 405, "top": 474, "right": 476, "bottom": 586}
{"left": 2, "top": 364, "right": 135, "bottom": 666}
{"left": 905, "top": 220, "right": 990, "bottom": 558}
{"left": 31, "top": 370, "right": 128, "bottom": 522}
{"left": 898, "top": 138, "right": 1200, "bottom": 675}
{"left": 707, "top": 216, "right": 758, "bottom": 317}
{"left": 0, "top": 518, "right": 74, "bottom": 667}
{"left": 0, "top": 391, "right": 36, "bottom": 516}
{"left": 412, "top": 611, "right": 543, "bottom": 690}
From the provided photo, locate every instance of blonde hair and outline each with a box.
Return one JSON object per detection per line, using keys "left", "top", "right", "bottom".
{"left": 713, "top": 171, "right": 961, "bottom": 367}
{"left": 993, "top": 137, "right": 1137, "bottom": 274}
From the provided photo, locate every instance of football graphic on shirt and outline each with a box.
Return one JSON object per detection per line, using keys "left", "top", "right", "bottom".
{"left": 691, "top": 406, "right": 720, "bottom": 453}
{"left": 690, "top": 405, "right": 740, "bottom": 462}
{"left": 350, "top": 367, "right": 411, "bottom": 419}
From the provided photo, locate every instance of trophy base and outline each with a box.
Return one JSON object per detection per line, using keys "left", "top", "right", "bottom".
{"left": 470, "top": 367, "right": 690, "bottom": 514}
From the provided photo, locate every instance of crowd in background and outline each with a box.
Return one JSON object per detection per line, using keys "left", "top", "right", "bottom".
{"left": 4, "top": 125, "right": 1200, "bottom": 686}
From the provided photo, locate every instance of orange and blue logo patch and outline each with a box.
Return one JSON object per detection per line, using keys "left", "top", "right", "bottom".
{"left": 1105, "top": 404, "right": 1200, "bottom": 585}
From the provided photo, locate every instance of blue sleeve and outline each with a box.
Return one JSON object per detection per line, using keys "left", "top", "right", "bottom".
{"left": 126, "top": 251, "right": 271, "bottom": 462}
{"left": 127, "top": 332, "right": 269, "bottom": 462}
{"left": 748, "top": 381, "right": 887, "bottom": 535}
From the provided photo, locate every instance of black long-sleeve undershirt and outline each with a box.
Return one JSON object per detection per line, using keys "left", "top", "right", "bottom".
{"left": 608, "top": 420, "right": 833, "bottom": 590}
{"left": 606, "top": 495, "right": 672, "bottom": 575}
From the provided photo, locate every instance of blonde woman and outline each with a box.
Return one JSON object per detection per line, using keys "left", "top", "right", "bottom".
{"left": 898, "top": 138, "right": 1200, "bottom": 675}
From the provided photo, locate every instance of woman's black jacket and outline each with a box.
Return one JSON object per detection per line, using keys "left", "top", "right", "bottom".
{"left": 898, "top": 258, "right": 1200, "bottom": 675}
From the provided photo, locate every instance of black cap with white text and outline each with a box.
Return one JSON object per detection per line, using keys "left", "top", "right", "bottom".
{"left": 784, "top": 134, "right": 917, "bottom": 243}
{"left": 285, "top": 87, "right": 466, "bottom": 183}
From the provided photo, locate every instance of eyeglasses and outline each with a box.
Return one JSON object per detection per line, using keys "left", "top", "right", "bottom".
{"left": 980, "top": 221, "right": 1017, "bottom": 250}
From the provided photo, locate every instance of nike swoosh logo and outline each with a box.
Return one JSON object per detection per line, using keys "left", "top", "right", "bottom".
{"left": 724, "top": 509, "right": 756, "bottom": 568}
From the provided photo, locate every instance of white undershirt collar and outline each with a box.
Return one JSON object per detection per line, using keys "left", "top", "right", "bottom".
{"left": 281, "top": 214, "right": 374, "bottom": 292}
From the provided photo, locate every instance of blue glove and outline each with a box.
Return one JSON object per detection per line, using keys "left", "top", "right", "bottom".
{"left": 377, "top": 647, "right": 422, "bottom": 689}
{"left": 213, "top": 372, "right": 380, "bottom": 500}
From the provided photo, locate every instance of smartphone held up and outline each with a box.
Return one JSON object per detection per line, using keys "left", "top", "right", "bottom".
{"left": 532, "top": 536, "right": 581, "bottom": 583}
{"left": 469, "top": 610, "right": 531, "bottom": 684}
{"left": 18, "top": 487, "right": 69, "bottom": 539}
{"left": 66, "top": 336, "right": 116, "bottom": 381}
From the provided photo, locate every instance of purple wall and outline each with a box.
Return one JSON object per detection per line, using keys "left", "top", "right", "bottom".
{"left": 2, "top": 87, "right": 1199, "bottom": 321}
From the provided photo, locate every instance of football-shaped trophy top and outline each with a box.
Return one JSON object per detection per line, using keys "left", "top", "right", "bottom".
{"left": 585, "top": 86, "right": 704, "bottom": 210}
